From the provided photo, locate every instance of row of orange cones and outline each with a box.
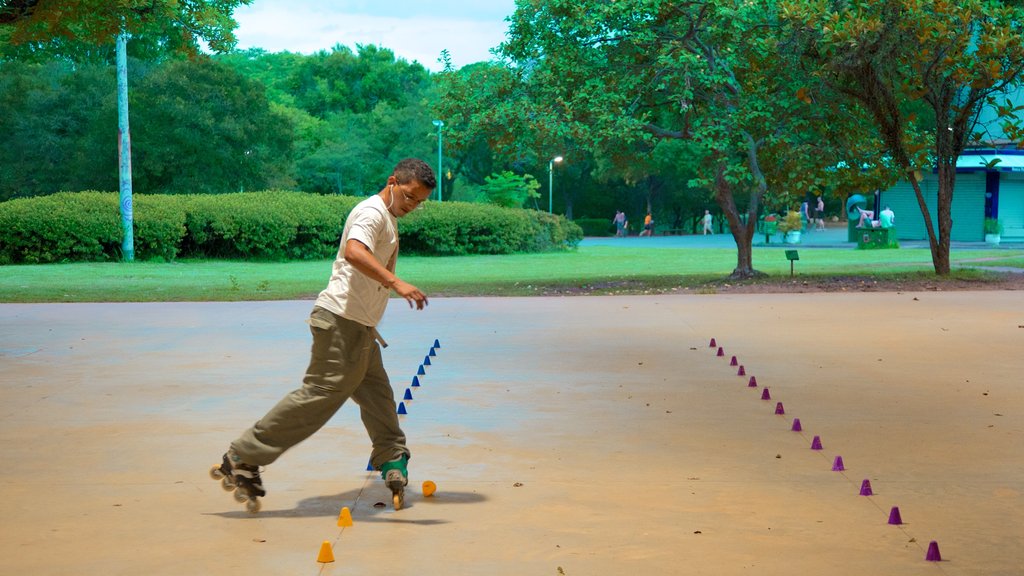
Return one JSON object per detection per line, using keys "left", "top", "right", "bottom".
{"left": 317, "top": 339, "right": 442, "bottom": 564}
{"left": 709, "top": 337, "right": 943, "bottom": 563}
{"left": 314, "top": 507, "right": 356, "bottom": 563}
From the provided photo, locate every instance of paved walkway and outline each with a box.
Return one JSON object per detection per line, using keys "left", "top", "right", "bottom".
{"left": 1, "top": 294, "right": 1021, "bottom": 575}
{"left": 582, "top": 225, "right": 1023, "bottom": 250}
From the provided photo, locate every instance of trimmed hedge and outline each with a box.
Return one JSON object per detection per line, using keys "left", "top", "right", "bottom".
{"left": 0, "top": 192, "right": 121, "bottom": 264}
{"left": 178, "top": 192, "right": 358, "bottom": 260}
{"left": 399, "top": 202, "right": 583, "bottom": 255}
{"left": 0, "top": 191, "right": 582, "bottom": 263}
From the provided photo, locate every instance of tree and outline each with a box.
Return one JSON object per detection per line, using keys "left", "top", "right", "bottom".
{"left": 0, "top": 0, "right": 250, "bottom": 56}
{"left": 0, "top": 59, "right": 118, "bottom": 200}
{"left": 494, "top": 0, "right": 862, "bottom": 278}
{"left": 220, "top": 45, "right": 436, "bottom": 196}
{"left": 2, "top": 0, "right": 252, "bottom": 259}
{"left": 284, "top": 44, "right": 431, "bottom": 118}
{"left": 479, "top": 171, "right": 541, "bottom": 208}
{"left": 433, "top": 60, "right": 546, "bottom": 179}
{"left": 782, "top": 0, "right": 1024, "bottom": 274}
{"left": 130, "top": 57, "right": 295, "bottom": 194}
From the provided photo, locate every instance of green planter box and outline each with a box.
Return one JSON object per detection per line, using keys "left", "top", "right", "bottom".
{"left": 856, "top": 227, "right": 899, "bottom": 249}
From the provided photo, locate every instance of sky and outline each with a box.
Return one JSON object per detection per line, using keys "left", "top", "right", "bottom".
{"left": 231, "top": 0, "right": 519, "bottom": 71}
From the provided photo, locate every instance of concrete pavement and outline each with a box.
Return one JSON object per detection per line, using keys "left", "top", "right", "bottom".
{"left": 0, "top": 293, "right": 1021, "bottom": 575}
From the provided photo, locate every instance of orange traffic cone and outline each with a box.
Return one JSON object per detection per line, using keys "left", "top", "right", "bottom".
{"left": 337, "top": 507, "right": 353, "bottom": 528}
{"left": 317, "top": 540, "right": 335, "bottom": 563}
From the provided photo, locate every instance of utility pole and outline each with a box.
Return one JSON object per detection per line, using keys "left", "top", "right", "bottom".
{"left": 432, "top": 120, "right": 444, "bottom": 201}
{"left": 116, "top": 31, "right": 135, "bottom": 261}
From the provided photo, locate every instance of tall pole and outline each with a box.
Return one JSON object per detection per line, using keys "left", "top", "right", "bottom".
{"left": 116, "top": 31, "right": 134, "bottom": 262}
{"left": 548, "top": 160, "right": 553, "bottom": 213}
{"left": 548, "top": 156, "right": 563, "bottom": 213}
{"left": 432, "top": 120, "right": 444, "bottom": 201}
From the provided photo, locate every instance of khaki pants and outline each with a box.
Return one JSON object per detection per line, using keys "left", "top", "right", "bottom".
{"left": 231, "top": 306, "right": 408, "bottom": 469}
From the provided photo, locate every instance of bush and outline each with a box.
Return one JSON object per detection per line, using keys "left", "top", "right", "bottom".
{"left": 0, "top": 191, "right": 120, "bottom": 264}
{"left": 984, "top": 218, "right": 1003, "bottom": 235}
{"left": 134, "top": 194, "right": 187, "bottom": 261}
{"left": 399, "top": 202, "right": 582, "bottom": 255}
{"left": 181, "top": 192, "right": 356, "bottom": 260}
{"left": 0, "top": 192, "right": 581, "bottom": 263}
{"left": 776, "top": 211, "right": 804, "bottom": 234}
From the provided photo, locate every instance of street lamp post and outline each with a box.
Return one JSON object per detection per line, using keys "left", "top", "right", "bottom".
{"left": 548, "top": 156, "right": 563, "bottom": 213}
{"left": 432, "top": 120, "right": 444, "bottom": 201}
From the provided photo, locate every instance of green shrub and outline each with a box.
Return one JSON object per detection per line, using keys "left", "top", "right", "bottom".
{"left": 574, "top": 218, "right": 615, "bottom": 237}
{"left": 400, "top": 202, "right": 581, "bottom": 255}
{"left": 984, "top": 218, "right": 1003, "bottom": 235}
{"left": 0, "top": 191, "right": 120, "bottom": 264}
{"left": 134, "top": 194, "right": 187, "bottom": 261}
{"left": 178, "top": 191, "right": 357, "bottom": 260}
{"left": 0, "top": 192, "right": 580, "bottom": 262}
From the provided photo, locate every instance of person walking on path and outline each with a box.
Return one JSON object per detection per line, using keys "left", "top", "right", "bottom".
{"left": 210, "top": 158, "right": 436, "bottom": 513}
{"left": 815, "top": 196, "right": 826, "bottom": 231}
{"left": 613, "top": 210, "right": 626, "bottom": 237}
{"left": 640, "top": 212, "right": 654, "bottom": 236}
{"left": 702, "top": 210, "right": 713, "bottom": 235}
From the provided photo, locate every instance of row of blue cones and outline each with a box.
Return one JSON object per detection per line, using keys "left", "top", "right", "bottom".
{"left": 366, "top": 338, "right": 441, "bottom": 471}
{"left": 399, "top": 338, "right": 441, "bottom": 414}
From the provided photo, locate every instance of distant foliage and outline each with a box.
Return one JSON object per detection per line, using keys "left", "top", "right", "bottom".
{"left": 0, "top": 192, "right": 582, "bottom": 263}
{"left": 573, "top": 218, "right": 615, "bottom": 237}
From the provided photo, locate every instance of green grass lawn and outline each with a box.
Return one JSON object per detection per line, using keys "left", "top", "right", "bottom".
{"left": 972, "top": 256, "right": 1024, "bottom": 268}
{"left": 1, "top": 245, "right": 1021, "bottom": 302}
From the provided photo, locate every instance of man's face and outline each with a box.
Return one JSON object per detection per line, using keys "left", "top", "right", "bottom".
{"left": 390, "top": 181, "right": 432, "bottom": 217}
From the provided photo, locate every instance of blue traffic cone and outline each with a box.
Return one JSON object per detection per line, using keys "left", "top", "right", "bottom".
{"left": 412, "top": 375, "right": 421, "bottom": 387}
{"left": 403, "top": 388, "right": 413, "bottom": 400}
{"left": 397, "top": 402, "right": 408, "bottom": 415}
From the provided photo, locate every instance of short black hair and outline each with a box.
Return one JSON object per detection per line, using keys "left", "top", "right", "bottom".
{"left": 393, "top": 158, "right": 436, "bottom": 190}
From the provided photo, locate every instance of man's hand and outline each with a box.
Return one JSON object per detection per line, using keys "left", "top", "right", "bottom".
{"left": 392, "top": 279, "right": 428, "bottom": 310}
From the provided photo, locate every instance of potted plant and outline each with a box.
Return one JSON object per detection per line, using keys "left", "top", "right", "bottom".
{"left": 777, "top": 211, "right": 803, "bottom": 244}
{"left": 984, "top": 218, "right": 1002, "bottom": 245}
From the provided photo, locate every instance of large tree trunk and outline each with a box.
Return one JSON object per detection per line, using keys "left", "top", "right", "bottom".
{"left": 933, "top": 161, "right": 955, "bottom": 275}
{"left": 713, "top": 164, "right": 761, "bottom": 279}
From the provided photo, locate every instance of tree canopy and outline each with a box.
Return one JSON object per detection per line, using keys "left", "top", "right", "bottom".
{"left": 782, "top": 0, "right": 1024, "bottom": 274}
{"left": 4, "top": 1, "right": 1024, "bottom": 277}
{"left": 472, "top": 0, "right": 877, "bottom": 277}
{"left": 0, "top": 0, "right": 251, "bottom": 57}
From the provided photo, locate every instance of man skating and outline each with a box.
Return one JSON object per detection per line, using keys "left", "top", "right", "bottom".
{"left": 210, "top": 158, "right": 435, "bottom": 513}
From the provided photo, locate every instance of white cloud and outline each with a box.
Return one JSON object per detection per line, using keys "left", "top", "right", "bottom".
{"left": 232, "top": 1, "right": 516, "bottom": 71}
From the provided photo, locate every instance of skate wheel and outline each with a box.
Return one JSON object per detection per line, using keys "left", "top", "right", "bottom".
{"left": 233, "top": 488, "right": 248, "bottom": 503}
{"left": 220, "top": 476, "right": 235, "bottom": 491}
{"left": 246, "top": 498, "right": 261, "bottom": 514}
{"left": 393, "top": 492, "right": 404, "bottom": 511}
{"left": 209, "top": 465, "right": 224, "bottom": 480}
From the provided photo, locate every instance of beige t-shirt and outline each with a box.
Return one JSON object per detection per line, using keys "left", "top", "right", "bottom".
{"left": 315, "top": 194, "right": 398, "bottom": 327}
